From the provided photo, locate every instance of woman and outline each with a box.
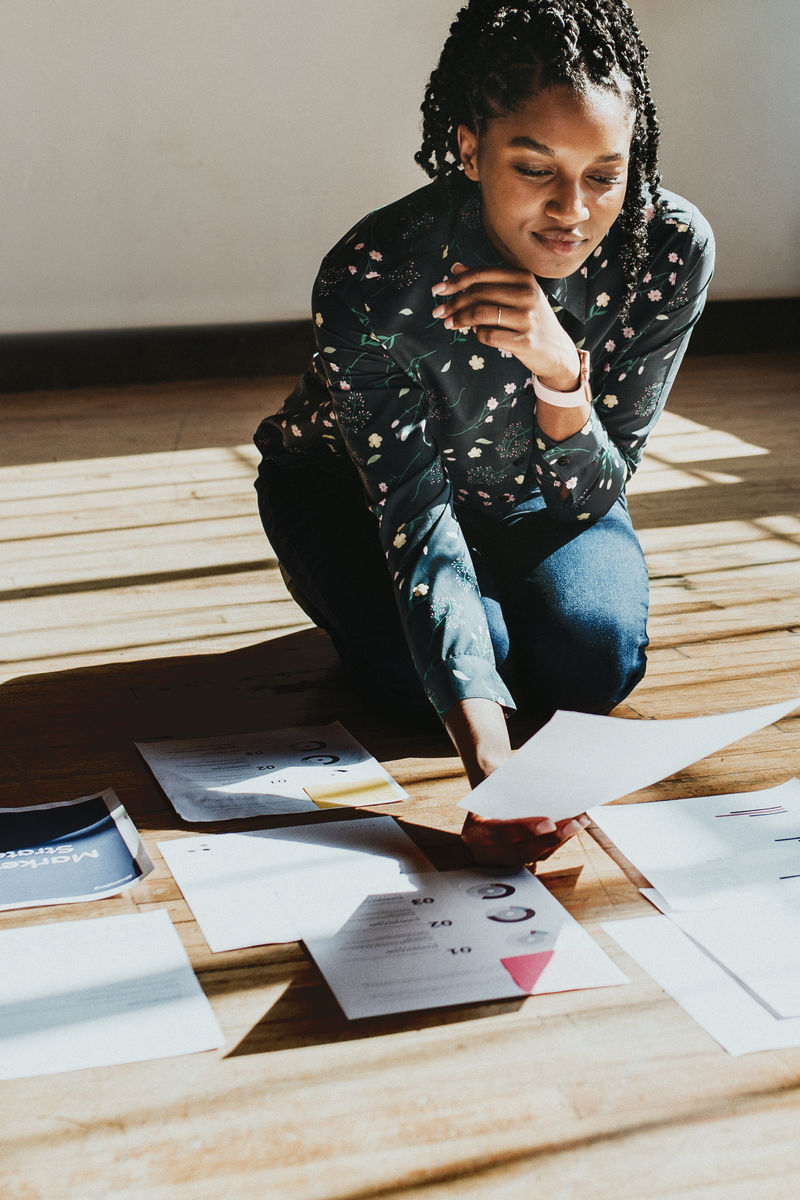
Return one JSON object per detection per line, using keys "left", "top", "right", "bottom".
{"left": 254, "top": 0, "right": 714, "bottom": 865}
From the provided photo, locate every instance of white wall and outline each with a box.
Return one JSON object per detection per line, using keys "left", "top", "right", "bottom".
{"left": 634, "top": 0, "right": 800, "bottom": 300}
{"left": 1, "top": 0, "right": 797, "bottom": 334}
{"left": 0, "top": 0, "right": 454, "bottom": 333}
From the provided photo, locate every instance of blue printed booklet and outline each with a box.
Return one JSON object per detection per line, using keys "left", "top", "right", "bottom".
{"left": 0, "top": 789, "right": 153, "bottom": 910}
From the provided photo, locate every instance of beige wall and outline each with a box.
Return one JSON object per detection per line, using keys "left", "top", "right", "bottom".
{"left": 2, "top": 0, "right": 797, "bottom": 334}
{"left": 634, "top": 0, "right": 799, "bottom": 300}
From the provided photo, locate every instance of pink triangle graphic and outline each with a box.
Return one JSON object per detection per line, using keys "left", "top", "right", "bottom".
{"left": 501, "top": 951, "right": 555, "bottom": 993}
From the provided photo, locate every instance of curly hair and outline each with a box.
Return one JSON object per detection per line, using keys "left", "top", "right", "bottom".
{"left": 415, "top": 0, "right": 662, "bottom": 315}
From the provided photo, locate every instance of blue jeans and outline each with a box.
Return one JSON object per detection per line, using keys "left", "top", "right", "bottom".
{"left": 255, "top": 453, "right": 649, "bottom": 725}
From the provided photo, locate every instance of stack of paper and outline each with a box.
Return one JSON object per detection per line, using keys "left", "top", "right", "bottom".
{"left": 153, "top": 698, "right": 800, "bottom": 1024}
{"left": 159, "top": 817, "right": 627, "bottom": 1018}
{"left": 158, "top": 815, "right": 434, "bottom": 950}
{"left": 597, "top": 779, "right": 800, "bottom": 1054}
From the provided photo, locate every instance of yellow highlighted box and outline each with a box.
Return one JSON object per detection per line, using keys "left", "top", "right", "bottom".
{"left": 303, "top": 777, "right": 400, "bottom": 809}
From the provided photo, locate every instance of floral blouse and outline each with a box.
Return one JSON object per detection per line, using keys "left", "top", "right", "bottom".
{"left": 255, "top": 179, "right": 714, "bottom": 718}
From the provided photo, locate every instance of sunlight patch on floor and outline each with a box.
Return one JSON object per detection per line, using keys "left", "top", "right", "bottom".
{"left": 0, "top": 443, "right": 302, "bottom": 680}
{"left": 630, "top": 409, "right": 768, "bottom": 496}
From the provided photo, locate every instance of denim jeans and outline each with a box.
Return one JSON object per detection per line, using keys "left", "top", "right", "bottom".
{"left": 255, "top": 452, "right": 649, "bottom": 725}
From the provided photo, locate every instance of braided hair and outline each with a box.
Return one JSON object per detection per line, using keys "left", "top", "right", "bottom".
{"left": 416, "top": 0, "right": 662, "bottom": 314}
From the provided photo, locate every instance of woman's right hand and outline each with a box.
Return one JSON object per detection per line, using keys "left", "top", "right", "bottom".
{"left": 444, "top": 696, "right": 591, "bottom": 867}
{"left": 461, "top": 810, "right": 591, "bottom": 868}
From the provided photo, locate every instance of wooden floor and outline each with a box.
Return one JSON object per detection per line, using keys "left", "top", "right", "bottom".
{"left": 1, "top": 352, "right": 799, "bottom": 1200}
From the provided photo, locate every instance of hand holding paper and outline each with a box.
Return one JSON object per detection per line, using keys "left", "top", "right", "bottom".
{"left": 460, "top": 696, "right": 800, "bottom": 823}
{"left": 461, "top": 811, "right": 591, "bottom": 866}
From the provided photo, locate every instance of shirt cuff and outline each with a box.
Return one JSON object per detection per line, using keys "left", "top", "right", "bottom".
{"left": 531, "top": 408, "right": 623, "bottom": 519}
{"left": 532, "top": 407, "right": 602, "bottom": 477}
{"left": 423, "top": 654, "right": 516, "bottom": 720}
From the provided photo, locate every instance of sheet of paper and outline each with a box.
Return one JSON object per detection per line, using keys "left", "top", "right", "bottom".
{"left": 137, "top": 722, "right": 407, "bottom": 821}
{"left": 603, "top": 915, "right": 800, "bottom": 1056}
{"left": 591, "top": 779, "right": 800, "bottom": 910}
{"left": 642, "top": 885, "right": 800, "bottom": 1019}
{"left": 668, "top": 900, "right": 800, "bottom": 1019}
{"left": 640, "top": 887, "right": 673, "bottom": 913}
{"left": 296, "top": 869, "right": 627, "bottom": 1020}
{"left": 0, "top": 788, "right": 153, "bottom": 911}
{"left": 159, "top": 816, "right": 433, "bottom": 951}
{"left": 0, "top": 910, "right": 224, "bottom": 1079}
{"left": 461, "top": 696, "right": 799, "bottom": 822}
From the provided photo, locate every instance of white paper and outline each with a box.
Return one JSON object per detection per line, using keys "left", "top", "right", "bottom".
{"left": 137, "top": 722, "right": 407, "bottom": 822}
{"left": 461, "top": 696, "right": 799, "bottom": 821}
{"left": 159, "top": 816, "right": 433, "bottom": 951}
{"left": 669, "top": 900, "right": 800, "bottom": 1019}
{"left": 603, "top": 915, "right": 800, "bottom": 1056}
{"left": 591, "top": 779, "right": 800, "bottom": 910}
{"left": 297, "top": 869, "right": 627, "bottom": 1020}
{"left": 0, "top": 910, "right": 224, "bottom": 1079}
{"left": 639, "top": 887, "right": 673, "bottom": 913}
{"left": 605, "top": 786, "right": 800, "bottom": 1035}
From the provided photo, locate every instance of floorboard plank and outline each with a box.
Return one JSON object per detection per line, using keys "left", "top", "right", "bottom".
{"left": 1, "top": 352, "right": 799, "bottom": 1199}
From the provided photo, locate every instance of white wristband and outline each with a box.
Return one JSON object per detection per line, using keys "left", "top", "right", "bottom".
{"left": 533, "top": 349, "right": 592, "bottom": 408}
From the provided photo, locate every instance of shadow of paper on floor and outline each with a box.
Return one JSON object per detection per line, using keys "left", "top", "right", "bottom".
{"left": 224, "top": 968, "right": 525, "bottom": 1057}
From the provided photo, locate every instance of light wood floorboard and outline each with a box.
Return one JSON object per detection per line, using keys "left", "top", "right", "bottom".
{"left": 0, "top": 353, "right": 799, "bottom": 1200}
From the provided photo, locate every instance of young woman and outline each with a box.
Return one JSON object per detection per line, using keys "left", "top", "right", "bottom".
{"left": 254, "top": 0, "right": 714, "bottom": 864}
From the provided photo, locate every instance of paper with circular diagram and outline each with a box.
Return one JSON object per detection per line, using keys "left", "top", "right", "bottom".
{"left": 136, "top": 722, "right": 407, "bottom": 821}
{"left": 294, "top": 868, "right": 627, "bottom": 1020}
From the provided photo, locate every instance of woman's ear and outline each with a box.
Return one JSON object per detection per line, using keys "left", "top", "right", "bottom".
{"left": 456, "top": 125, "right": 480, "bottom": 181}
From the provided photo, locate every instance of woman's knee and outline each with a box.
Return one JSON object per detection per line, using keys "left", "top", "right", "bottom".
{"left": 515, "top": 607, "right": 648, "bottom": 715}
{"left": 584, "top": 616, "right": 648, "bottom": 710}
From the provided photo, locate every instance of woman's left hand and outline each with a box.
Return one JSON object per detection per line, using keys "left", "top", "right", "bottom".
{"left": 461, "top": 810, "right": 592, "bottom": 867}
{"left": 432, "top": 262, "right": 580, "bottom": 392}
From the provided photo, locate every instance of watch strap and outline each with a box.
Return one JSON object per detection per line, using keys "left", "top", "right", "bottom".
{"left": 533, "top": 349, "right": 592, "bottom": 409}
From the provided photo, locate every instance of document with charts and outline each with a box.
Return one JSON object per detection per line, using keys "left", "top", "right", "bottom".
{"left": 293, "top": 868, "right": 627, "bottom": 1019}
{"left": 137, "top": 722, "right": 407, "bottom": 821}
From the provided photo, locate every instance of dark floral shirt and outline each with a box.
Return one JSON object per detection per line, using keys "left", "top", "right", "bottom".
{"left": 255, "top": 179, "right": 714, "bottom": 717}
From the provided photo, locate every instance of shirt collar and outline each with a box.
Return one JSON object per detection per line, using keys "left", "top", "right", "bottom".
{"left": 537, "top": 271, "right": 588, "bottom": 323}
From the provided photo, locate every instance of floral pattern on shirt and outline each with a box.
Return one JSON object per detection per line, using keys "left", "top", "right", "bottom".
{"left": 255, "top": 180, "right": 714, "bottom": 717}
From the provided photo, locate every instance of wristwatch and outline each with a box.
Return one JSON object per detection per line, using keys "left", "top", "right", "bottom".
{"left": 533, "top": 348, "right": 592, "bottom": 409}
